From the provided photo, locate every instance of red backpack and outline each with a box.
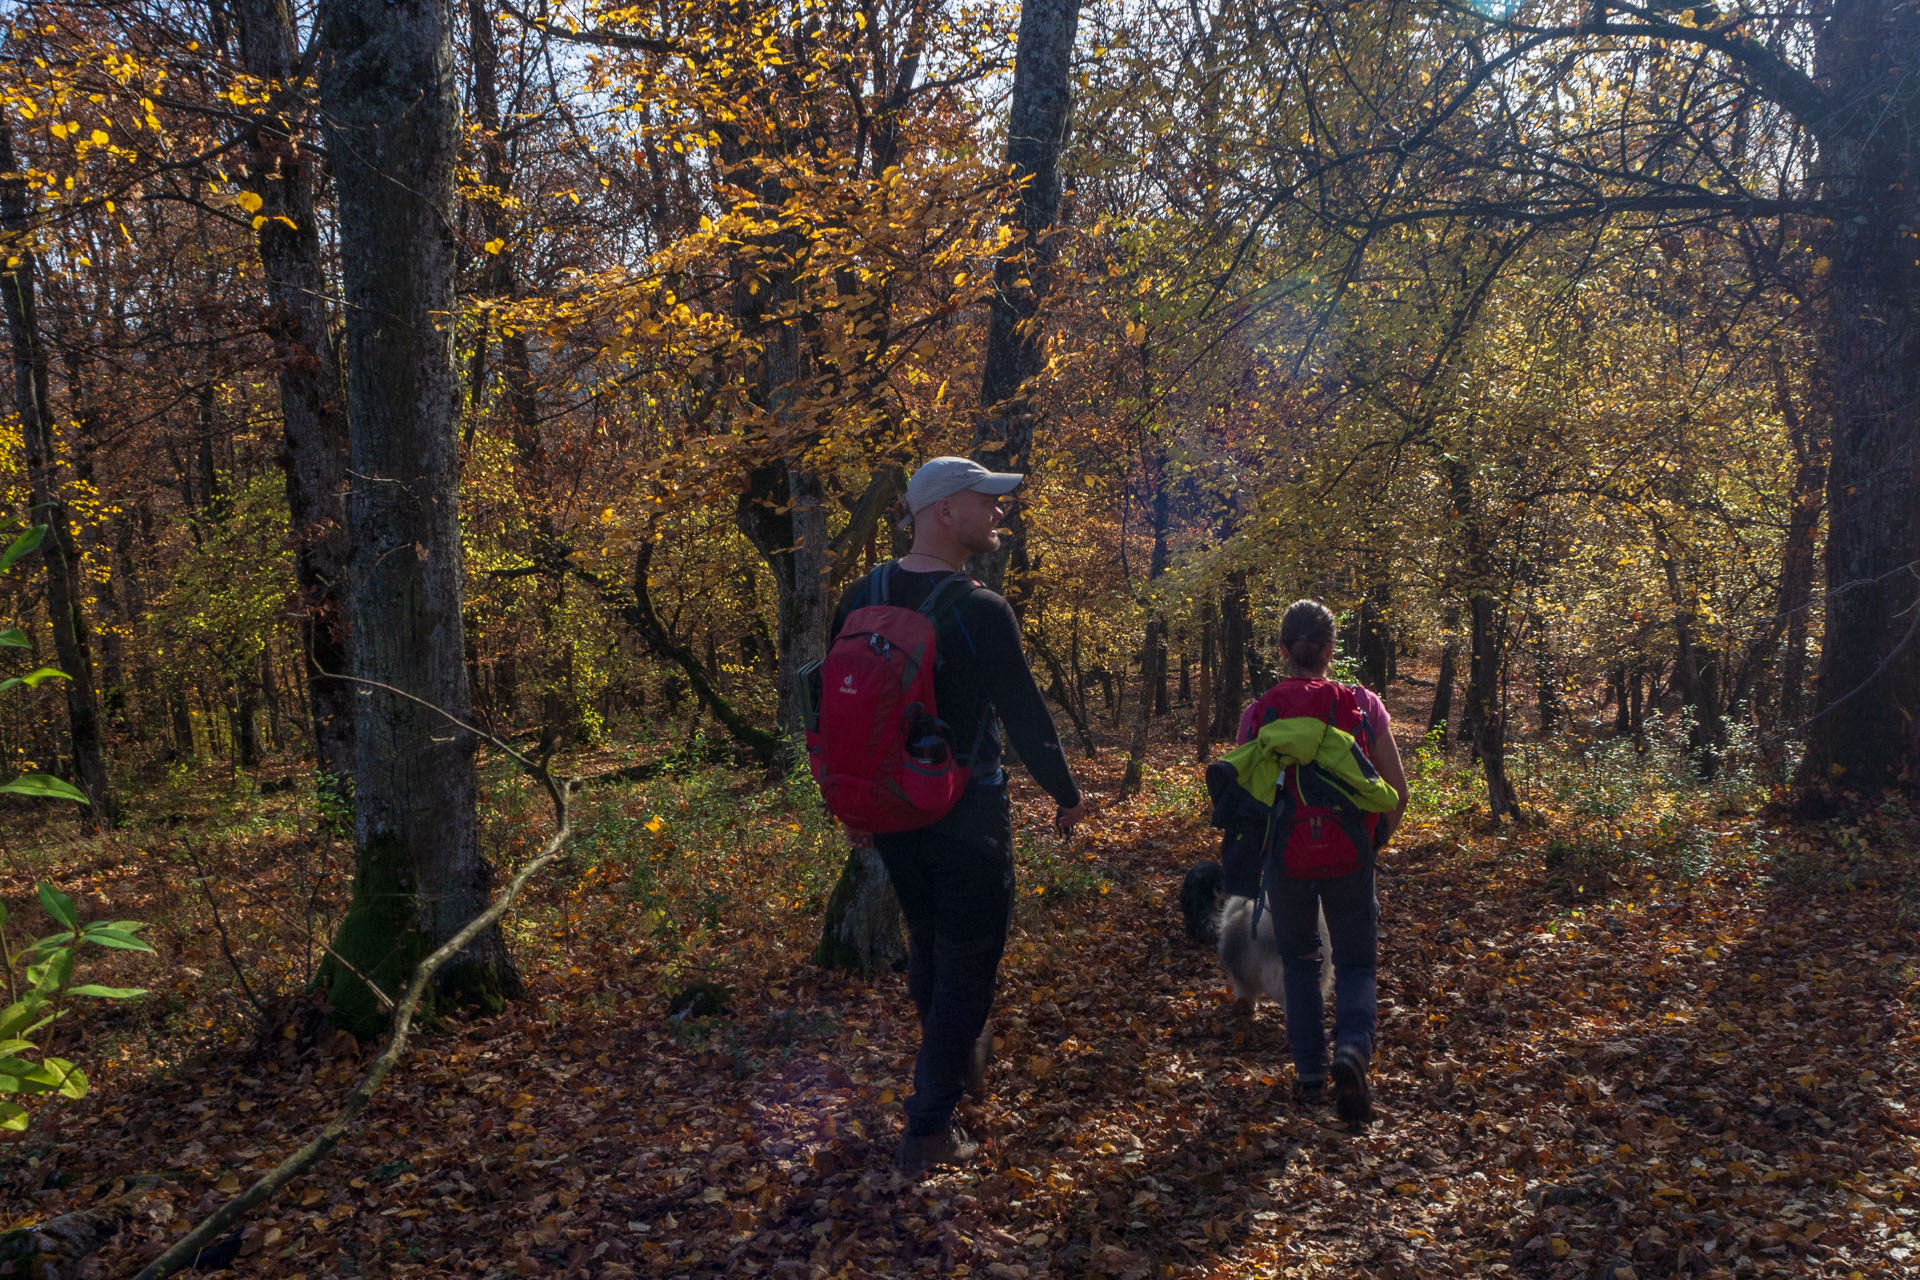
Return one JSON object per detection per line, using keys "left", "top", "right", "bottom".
{"left": 1245, "top": 679, "right": 1381, "bottom": 879}
{"left": 805, "top": 569, "right": 977, "bottom": 834}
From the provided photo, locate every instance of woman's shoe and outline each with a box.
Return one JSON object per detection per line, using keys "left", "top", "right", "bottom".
{"left": 893, "top": 1125, "right": 980, "bottom": 1173}
{"left": 1331, "top": 1045, "right": 1372, "bottom": 1129}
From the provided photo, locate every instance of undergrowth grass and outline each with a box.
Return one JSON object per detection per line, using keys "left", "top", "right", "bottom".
{"left": 482, "top": 751, "right": 853, "bottom": 988}
{"left": 0, "top": 712, "right": 1813, "bottom": 1080}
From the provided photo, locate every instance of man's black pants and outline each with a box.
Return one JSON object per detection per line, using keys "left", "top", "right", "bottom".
{"left": 873, "top": 783, "right": 1014, "bottom": 1137}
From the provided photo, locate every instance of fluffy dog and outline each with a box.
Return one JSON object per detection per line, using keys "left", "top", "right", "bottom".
{"left": 1179, "top": 861, "right": 1225, "bottom": 944}
{"left": 1216, "top": 894, "right": 1333, "bottom": 1009}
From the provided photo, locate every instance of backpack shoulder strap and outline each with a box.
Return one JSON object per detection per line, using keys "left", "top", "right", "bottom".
{"left": 912, "top": 572, "right": 994, "bottom": 764}
{"left": 917, "top": 571, "right": 977, "bottom": 622}
{"left": 1335, "top": 682, "right": 1377, "bottom": 755}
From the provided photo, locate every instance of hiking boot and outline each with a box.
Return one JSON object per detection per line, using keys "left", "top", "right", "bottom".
{"left": 1293, "top": 1076, "right": 1326, "bottom": 1109}
{"left": 1331, "top": 1045, "right": 1373, "bottom": 1129}
{"left": 964, "top": 1019, "right": 993, "bottom": 1098}
{"left": 893, "top": 1126, "right": 980, "bottom": 1174}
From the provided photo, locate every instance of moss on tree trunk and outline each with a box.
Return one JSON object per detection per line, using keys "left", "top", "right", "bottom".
{"left": 814, "top": 846, "right": 906, "bottom": 974}
{"left": 318, "top": 836, "right": 428, "bottom": 1039}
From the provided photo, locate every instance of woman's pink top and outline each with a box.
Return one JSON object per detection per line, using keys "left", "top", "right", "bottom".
{"left": 1236, "top": 680, "right": 1391, "bottom": 748}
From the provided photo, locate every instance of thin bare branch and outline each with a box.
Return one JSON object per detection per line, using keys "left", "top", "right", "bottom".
{"left": 130, "top": 675, "right": 574, "bottom": 1280}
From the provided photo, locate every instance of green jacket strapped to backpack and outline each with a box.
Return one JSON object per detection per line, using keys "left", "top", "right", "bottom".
{"left": 1218, "top": 712, "right": 1401, "bottom": 814}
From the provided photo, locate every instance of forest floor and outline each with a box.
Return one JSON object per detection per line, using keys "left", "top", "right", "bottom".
{"left": 2, "top": 697, "right": 1919, "bottom": 1279}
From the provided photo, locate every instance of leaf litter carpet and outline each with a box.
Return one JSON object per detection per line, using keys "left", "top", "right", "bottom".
{"left": 8, "top": 784, "right": 1919, "bottom": 1279}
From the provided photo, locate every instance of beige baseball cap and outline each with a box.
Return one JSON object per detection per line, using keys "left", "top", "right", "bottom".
{"left": 904, "top": 456, "right": 1024, "bottom": 515}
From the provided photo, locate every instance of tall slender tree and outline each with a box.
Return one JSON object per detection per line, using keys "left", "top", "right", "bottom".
{"left": 315, "top": 0, "right": 521, "bottom": 1034}
{"left": 1798, "top": 0, "right": 1920, "bottom": 790}
{"left": 0, "top": 123, "right": 115, "bottom": 828}
{"left": 972, "top": 0, "right": 1083, "bottom": 597}
{"left": 230, "top": 0, "right": 355, "bottom": 791}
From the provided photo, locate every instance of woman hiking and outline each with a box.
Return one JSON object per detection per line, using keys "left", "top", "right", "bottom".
{"left": 1234, "top": 599, "right": 1409, "bottom": 1126}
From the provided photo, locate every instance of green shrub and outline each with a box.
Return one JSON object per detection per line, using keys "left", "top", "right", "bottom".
{"left": 0, "top": 884, "right": 154, "bottom": 1131}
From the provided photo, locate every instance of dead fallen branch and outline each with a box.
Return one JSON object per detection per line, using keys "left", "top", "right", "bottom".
{"left": 128, "top": 684, "right": 577, "bottom": 1280}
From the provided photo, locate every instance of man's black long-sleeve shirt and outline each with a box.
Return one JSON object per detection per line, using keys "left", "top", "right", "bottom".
{"left": 829, "top": 564, "right": 1081, "bottom": 809}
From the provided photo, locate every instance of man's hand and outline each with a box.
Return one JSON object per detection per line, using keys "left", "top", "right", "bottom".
{"left": 842, "top": 823, "right": 874, "bottom": 847}
{"left": 1054, "top": 799, "right": 1087, "bottom": 835}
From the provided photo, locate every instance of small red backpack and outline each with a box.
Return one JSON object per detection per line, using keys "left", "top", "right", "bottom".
{"left": 805, "top": 569, "right": 977, "bottom": 834}
{"left": 1245, "top": 678, "right": 1381, "bottom": 879}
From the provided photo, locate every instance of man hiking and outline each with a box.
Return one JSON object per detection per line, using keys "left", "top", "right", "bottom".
{"left": 827, "top": 456, "right": 1086, "bottom": 1173}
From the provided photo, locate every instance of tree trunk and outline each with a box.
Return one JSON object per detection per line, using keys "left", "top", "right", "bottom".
{"left": 1449, "top": 454, "right": 1513, "bottom": 817}
{"left": 466, "top": 0, "right": 580, "bottom": 750}
{"left": 1427, "top": 614, "right": 1458, "bottom": 744}
{"left": 1246, "top": 636, "right": 1275, "bottom": 693}
{"left": 1533, "top": 632, "right": 1561, "bottom": 735}
{"left": 231, "top": 0, "right": 355, "bottom": 792}
{"left": 1029, "top": 631, "right": 1097, "bottom": 757}
{"left": 735, "top": 456, "right": 831, "bottom": 755}
{"left": 1120, "top": 366, "right": 1169, "bottom": 795}
{"left": 970, "top": 0, "right": 1084, "bottom": 598}
{"left": 1119, "top": 621, "right": 1162, "bottom": 796}
{"left": 0, "top": 124, "right": 114, "bottom": 827}
{"left": 1152, "top": 632, "right": 1169, "bottom": 716}
{"left": 235, "top": 676, "right": 263, "bottom": 770}
{"left": 1069, "top": 614, "right": 1089, "bottom": 729}
{"left": 813, "top": 846, "right": 907, "bottom": 974}
{"left": 1196, "top": 599, "right": 1215, "bottom": 760}
{"left": 113, "top": 512, "right": 153, "bottom": 739}
{"left": 63, "top": 365, "right": 129, "bottom": 735}
{"left": 1213, "top": 575, "right": 1248, "bottom": 737}
{"left": 464, "top": 0, "right": 540, "bottom": 438}
{"left": 1356, "top": 578, "right": 1391, "bottom": 694}
{"left": 261, "top": 645, "right": 285, "bottom": 752}
{"left": 1771, "top": 345, "right": 1827, "bottom": 729}
{"left": 169, "top": 691, "right": 196, "bottom": 762}
{"left": 725, "top": 120, "right": 831, "bottom": 754}
{"left": 1467, "top": 592, "right": 1519, "bottom": 819}
{"left": 1799, "top": 0, "right": 1920, "bottom": 793}
{"left": 316, "top": 0, "right": 520, "bottom": 1036}
{"left": 785, "top": 454, "right": 832, "bottom": 739}
{"left": 1659, "top": 532, "right": 1725, "bottom": 777}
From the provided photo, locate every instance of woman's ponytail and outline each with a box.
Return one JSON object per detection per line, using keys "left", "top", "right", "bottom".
{"left": 1279, "top": 599, "right": 1337, "bottom": 674}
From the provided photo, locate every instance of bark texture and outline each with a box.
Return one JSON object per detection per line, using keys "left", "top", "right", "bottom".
{"left": 813, "top": 845, "right": 907, "bottom": 974}
{"left": 1774, "top": 360, "right": 1826, "bottom": 729}
{"left": 1800, "top": 0, "right": 1920, "bottom": 791}
{"left": 1466, "top": 591, "right": 1519, "bottom": 819}
{"left": 1428, "top": 628, "right": 1458, "bottom": 743}
{"left": 316, "top": 0, "right": 519, "bottom": 1035}
{"left": 0, "top": 124, "right": 115, "bottom": 827}
{"left": 971, "top": 0, "right": 1083, "bottom": 595}
{"left": 1195, "top": 598, "right": 1215, "bottom": 761}
{"left": 1355, "top": 578, "right": 1392, "bottom": 695}
{"left": 230, "top": 0, "right": 355, "bottom": 790}
{"left": 0, "top": 1175, "right": 165, "bottom": 1278}
{"left": 1212, "top": 574, "right": 1249, "bottom": 738}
